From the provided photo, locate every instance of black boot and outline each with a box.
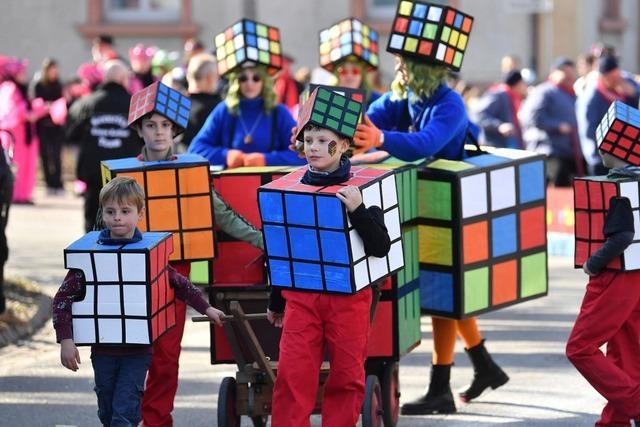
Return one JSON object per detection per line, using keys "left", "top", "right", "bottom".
{"left": 459, "top": 340, "right": 509, "bottom": 402}
{"left": 400, "top": 364, "right": 456, "bottom": 415}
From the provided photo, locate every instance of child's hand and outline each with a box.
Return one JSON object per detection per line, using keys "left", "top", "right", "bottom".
{"left": 336, "top": 186, "right": 363, "bottom": 213}
{"left": 289, "top": 126, "right": 305, "bottom": 158}
{"left": 206, "top": 306, "right": 225, "bottom": 327}
{"left": 267, "top": 309, "right": 284, "bottom": 328}
{"left": 226, "top": 149, "right": 245, "bottom": 169}
{"left": 582, "top": 261, "right": 595, "bottom": 276}
{"left": 60, "top": 339, "right": 81, "bottom": 372}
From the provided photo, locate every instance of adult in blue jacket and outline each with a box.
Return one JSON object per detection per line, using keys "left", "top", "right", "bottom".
{"left": 354, "top": 56, "right": 508, "bottom": 416}
{"left": 188, "top": 64, "right": 305, "bottom": 168}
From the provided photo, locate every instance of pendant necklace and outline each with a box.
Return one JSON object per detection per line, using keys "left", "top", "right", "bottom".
{"left": 239, "top": 111, "right": 263, "bottom": 144}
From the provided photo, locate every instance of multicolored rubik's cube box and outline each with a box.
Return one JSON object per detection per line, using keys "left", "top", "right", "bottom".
{"left": 214, "top": 18, "right": 282, "bottom": 77}
{"left": 258, "top": 166, "right": 404, "bottom": 294}
{"left": 101, "top": 154, "right": 215, "bottom": 262}
{"left": 387, "top": 0, "right": 473, "bottom": 71}
{"left": 300, "top": 84, "right": 366, "bottom": 107}
{"left": 319, "top": 17, "right": 379, "bottom": 71}
{"left": 418, "top": 147, "right": 548, "bottom": 319}
{"left": 596, "top": 100, "right": 640, "bottom": 166}
{"left": 64, "top": 231, "right": 175, "bottom": 345}
{"left": 296, "top": 86, "right": 363, "bottom": 142}
{"left": 368, "top": 157, "right": 423, "bottom": 224}
{"left": 128, "top": 81, "right": 190, "bottom": 133}
{"left": 574, "top": 176, "right": 640, "bottom": 270}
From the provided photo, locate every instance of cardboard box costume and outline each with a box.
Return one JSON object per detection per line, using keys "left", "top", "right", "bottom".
{"left": 319, "top": 17, "right": 379, "bottom": 71}
{"left": 64, "top": 231, "right": 175, "bottom": 345}
{"left": 417, "top": 147, "right": 548, "bottom": 319}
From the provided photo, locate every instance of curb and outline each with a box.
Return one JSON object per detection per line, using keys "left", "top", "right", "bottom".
{"left": 0, "top": 281, "right": 52, "bottom": 348}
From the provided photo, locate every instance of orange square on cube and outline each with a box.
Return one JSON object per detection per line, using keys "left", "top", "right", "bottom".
{"left": 146, "top": 169, "right": 177, "bottom": 197}
{"left": 169, "top": 232, "right": 182, "bottom": 260}
{"left": 492, "top": 260, "right": 517, "bottom": 305}
{"left": 183, "top": 230, "right": 215, "bottom": 259}
{"left": 463, "top": 221, "right": 488, "bottom": 264}
{"left": 148, "top": 199, "right": 179, "bottom": 230}
{"left": 180, "top": 196, "right": 213, "bottom": 229}
{"left": 179, "top": 166, "right": 210, "bottom": 195}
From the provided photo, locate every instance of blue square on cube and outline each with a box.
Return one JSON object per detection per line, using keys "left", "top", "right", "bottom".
{"left": 293, "top": 262, "right": 323, "bottom": 290}
{"left": 157, "top": 105, "right": 166, "bottom": 114}
{"left": 317, "top": 196, "right": 344, "bottom": 229}
{"left": 420, "top": 270, "right": 453, "bottom": 313}
{"left": 491, "top": 213, "right": 517, "bottom": 257}
{"left": 180, "top": 97, "right": 190, "bottom": 108}
{"left": 454, "top": 13, "right": 463, "bottom": 29}
{"left": 159, "top": 84, "right": 168, "bottom": 94}
{"left": 177, "top": 115, "right": 188, "bottom": 129}
{"left": 340, "top": 33, "right": 352, "bottom": 44}
{"left": 263, "top": 225, "right": 289, "bottom": 258}
{"left": 289, "top": 227, "right": 319, "bottom": 261}
{"left": 168, "top": 100, "right": 178, "bottom": 112}
{"left": 465, "top": 154, "right": 509, "bottom": 168}
{"left": 413, "top": 3, "right": 427, "bottom": 18}
{"left": 409, "top": 20, "right": 423, "bottom": 36}
{"left": 233, "top": 22, "right": 243, "bottom": 35}
{"left": 341, "top": 45, "right": 353, "bottom": 55}
{"left": 169, "top": 90, "right": 179, "bottom": 101}
{"left": 285, "top": 194, "right": 315, "bottom": 226}
{"left": 157, "top": 93, "right": 167, "bottom": 104}
{"left": 324, "top": 265, "right": 352, "bottom": 293}
{"left": 246, "top": 21, "right": 256, "bottom": 34}
{"left": 236, "top": 49, "right": 246, "bottom": 63}
{"left": 259, "top": 192, "right": 284, "bottom": 223}
{"left": 519, "top": 160, "right": 544, "bottom": 203}
{"left": 269, "top": 259, "right": 292, "bottom": 287}
{"left": 247, "top": 34, "right": 257, "bottom": 47}
{"left": 320, "top": 230, "right": 349, "bottom": 264}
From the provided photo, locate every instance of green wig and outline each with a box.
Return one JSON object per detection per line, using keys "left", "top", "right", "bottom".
{"left": 225, "top": 64, "right": 277, "bottom": 115}
{"left": 391, "top": 57, "right": 448, "bottom": 103}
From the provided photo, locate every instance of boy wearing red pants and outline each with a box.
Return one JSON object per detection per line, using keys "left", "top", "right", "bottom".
{"left": 265, "top": 89, "right": 392, "bottom": 426}
{"left": 566, "top": 150, "right": 640, "bottom": 426}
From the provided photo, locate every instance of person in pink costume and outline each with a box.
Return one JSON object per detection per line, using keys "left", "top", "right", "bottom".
{"left": 128, "top": 43, "right": 157, "bottom": 95}
{"left": 0, "top": 57, "right": 40, "bottom": 204}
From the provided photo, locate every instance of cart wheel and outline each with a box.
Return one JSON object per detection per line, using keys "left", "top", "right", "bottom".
{"left": 251, "top": 415, "right": 269, "bottom": 427}
{"left": 362, "top": 375, "right": 383, "bottom": 427}
{"left": 218, "top": 377, "right": 240, "bottom": 427}
{"left": 380, "top": 362, "right": 400, "bottom": 427}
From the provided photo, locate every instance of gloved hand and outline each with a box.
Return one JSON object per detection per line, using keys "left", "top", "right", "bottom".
{"left": 226, "top": 149, "right": 246, "bottom": 168}
{"left": 354, "top": 115, "right": 382, "bottom": 153}
{"left": 244, "top": 152, "right": 266, "bottom": 167}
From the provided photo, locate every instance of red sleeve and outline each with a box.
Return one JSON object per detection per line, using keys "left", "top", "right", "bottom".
{"left": 167, "top": 265, "right": 211, "bottom": 314}
{"left": 52, "top": 270, "right": 85, "bottom": 343}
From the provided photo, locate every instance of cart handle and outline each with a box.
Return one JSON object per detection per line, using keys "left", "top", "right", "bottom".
{"left": 191, "top": 313, "right": 268, "bottom": 323}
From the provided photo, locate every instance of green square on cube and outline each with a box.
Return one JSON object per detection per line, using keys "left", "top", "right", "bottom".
{"left": 464, "top": 267, "right": 489, "bottom": 314}
{"left": 521, "top": 252, "right": 547, "bottom": 298}
{"left": 418, "top": 179, "right": 451, "bottom": 220}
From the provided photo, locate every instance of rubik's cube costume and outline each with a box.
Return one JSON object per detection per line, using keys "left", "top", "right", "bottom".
{"left": 567, "top": 101, "right": 640, "bottom": 425}
{"left": 261, "top": 88, "right": 402, "bottom": 425}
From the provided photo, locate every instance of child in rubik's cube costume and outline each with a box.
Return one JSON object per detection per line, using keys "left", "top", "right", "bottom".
{"left": 52, "top": 177, "right": 224, "bottom": 427}
{"left": 351, "top": 1, "right": 510, "bottom": 416}
{"left": 319, "top": 17, "right": 382, "bottom": 108}
{"left": 100, "top": 81, "right": 264, "bottom": 426}
{"left": 567, "top": 100, "right": 640, "bottom": 425}
{"left": 260, "top": 87, "right": 401, "bottom": 426}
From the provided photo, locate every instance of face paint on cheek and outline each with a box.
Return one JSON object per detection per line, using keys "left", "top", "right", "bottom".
{"left": 328, "top": 140, "right": 337, "bottom": 157}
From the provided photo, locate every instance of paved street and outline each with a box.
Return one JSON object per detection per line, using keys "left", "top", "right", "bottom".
{"left": 0, "top": 188, "right": 603, "bottom": 426}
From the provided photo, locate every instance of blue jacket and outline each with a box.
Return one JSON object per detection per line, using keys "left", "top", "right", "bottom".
{"left": 576, "top": 86, "right": 612, "bottom": 167}
{"left": 366, "top": 85, "right": 468, "bottom": 161}
{"left": 187, "top": 98, "right": 305, "bottom": 167}
{"left": 472, "top": 88, "right": 521, "bottom": 149}
{"left": 520, "top": 81, "right": 577, "bottom": 159}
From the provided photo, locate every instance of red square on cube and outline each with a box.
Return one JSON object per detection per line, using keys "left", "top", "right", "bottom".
{"left": 519, "top": 206, "right": 546, "bottom": 250}
{"left": 590, "top": 213, "right": 605, "bottom": 241}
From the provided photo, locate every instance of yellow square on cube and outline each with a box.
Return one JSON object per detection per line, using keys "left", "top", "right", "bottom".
{"left": 419, "top": 225, "right": 452, "bottom": 266}
{"left": 449, "top": 30, "right": 460, "bottom": 47}
{"left": 458, "top": 34, "right": 468, "bottom": 50}
{"left": 270, "top": 41, "right": 281, "bottom": 54}
{"left": 399, "top": 1, "right": 413, "bottom": 16}
{"left": 215, "top": 33, "right": 226, "bottom": 47}
{"left": 404, "top": 37, "right": 419, "bottom": 53}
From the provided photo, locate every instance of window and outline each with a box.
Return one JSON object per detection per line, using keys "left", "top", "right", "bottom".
{"left": 104, "top": 0, "right": 181, "bottom": 23}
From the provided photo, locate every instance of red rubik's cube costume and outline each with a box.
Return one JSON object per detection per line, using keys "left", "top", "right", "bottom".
{"left": 567, "top": 100, "right": 640, "bottom": 425}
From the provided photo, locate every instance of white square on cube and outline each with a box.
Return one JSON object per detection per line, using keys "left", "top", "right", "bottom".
{"left": 384, "top": 208, "right": 401, "bottom": 241}
{"left": 257, "top": 37, "right": 269, "bottom": 51}
{"left": 620, "top": 182, "right": 639, "bottom": 208}
{"left": 634, "top": 211, "right": 640, "bottom": 240}
{"left": 72, "top": 285, "right": 95, "bottom": 316}
{"left": 460, "top": 173, "right": 488, "bottom": 218}
{"left": 66, "top": 253, "right": 94, "bottom": 281}
{"left": 94, "top": 253, "right": 119, "bottom": 282}
{"left": 362, "top": 183, "right": 382, "bottom": 209}
{"left": 72, "top": 318, "right": 96, "bottom": 344}
{"left": 121, "top": 253, "right": 146, "bottom": 282}
{"left": 123, "top": 285, "right": 148, "bottom": 316}
{"left": 624, "top": 243, "right": 640, "bottom": 269}
{"left": 349, "top": 229, "right": 366, "bottom": 261}
{"left": 354, "top": 260, "right": 370, "bottom": 290}
{"left": 98, "top": 318, "right": 122, "bottom": 343}
{"left": 97, "top": 285, "right": 121, "bottom": 315}
{"left": 427, "top": 6, "right": 443, "bottom": 21}
{"left": 247, "top": 47, "right": 258, "bottom": 61}
{"left": 125, "top": 319, "right": 150, "bottom": 344}
{"left": 388, "top": 240, "right": 404, "bottom": 272}
{"left": 492, "top": 148, "right": 536, "bottom": 159}
{"left": 233, "top": 34, "right": 244, "bottom": 49}
{"left": 490, "top": 167, "right": 516, "bottom": 211}
{"left": 368, "top": 255, "right": 388, "bottom": 282}
{"left": 381, "top": 176, "right": 398, "bottom": 210}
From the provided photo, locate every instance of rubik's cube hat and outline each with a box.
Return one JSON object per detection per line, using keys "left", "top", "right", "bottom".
{"left": 319, "top": 17, "right": 380, "bottom": 72}
{"left": 128, "top": 81, "right": 191, "bottom": 135}
{"left": 387, "top": 0, "right": 474, "bottom": 71}
{"left": 596, "top": 100, "right": 640, "bottom": 166}
{"left": 295, "top": 86, "right": 363, "bottom": 142}
{"left": 214, "top": 18, "right": 283, "bottom": 78}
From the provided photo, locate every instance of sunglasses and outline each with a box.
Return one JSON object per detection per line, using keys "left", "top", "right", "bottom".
{"left": 239, "top": 74, "right": 261, "bottom": 83}
{"left": 338, "top": 67, "right": 361, "bottom": 77}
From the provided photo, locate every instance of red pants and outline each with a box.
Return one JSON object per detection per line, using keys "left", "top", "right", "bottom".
{"left": 566, "top": 270, "right": 640, "bottom": 426}
{"left": 142, "top": 262, "right": 190, "bottom": 427}
{"left": 271, "top": 288, "right": 372, "bottom": 427}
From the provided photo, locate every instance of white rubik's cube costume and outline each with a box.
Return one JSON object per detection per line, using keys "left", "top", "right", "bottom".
{"left": 64, "top": 231, "right": 175, "bottom": 345}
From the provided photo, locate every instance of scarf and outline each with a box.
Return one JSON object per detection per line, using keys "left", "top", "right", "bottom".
{"left": 596, "top": 76, "right": 625, "bottom": 103}
{"left": 607, "top": 165, "right": 640, "bottom": 178}
{"left": 301, "top": 155, "right": 351, "bottom": 186}
{"left": 96, "top": 227, "right": 143, "bottom": 245}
